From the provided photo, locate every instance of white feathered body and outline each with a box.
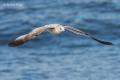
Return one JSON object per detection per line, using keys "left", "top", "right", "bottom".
{"left": 46, "top": 24, "right": 65, "bottom": 34}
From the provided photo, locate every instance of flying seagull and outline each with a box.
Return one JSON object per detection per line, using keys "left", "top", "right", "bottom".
{"left": 8, "top": 24, "right": 113, "bottom": 47}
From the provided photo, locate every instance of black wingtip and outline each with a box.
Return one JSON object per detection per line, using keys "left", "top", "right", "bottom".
{"left": 8, "top": 39, "right": 26, "bottom": 47}
{"left": 90, "top": 36, "right": 113, "bottom": 45}
{"left": 8, "top": 41, "right": 19, "bottom": 47}
{"left": 99, "top": 41, "right": 113, "bottom": 45}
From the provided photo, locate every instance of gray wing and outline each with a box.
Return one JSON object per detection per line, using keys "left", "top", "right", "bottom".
{"left": 8, "top": 26, "right": 48, "bottom": 47}
{"left": 65, "top": 26, "right": 113, "bottom": 45}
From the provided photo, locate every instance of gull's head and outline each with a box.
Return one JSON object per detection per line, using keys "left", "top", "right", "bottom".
{"left": 48, "top": 24, "right": 65, "bottom": 34}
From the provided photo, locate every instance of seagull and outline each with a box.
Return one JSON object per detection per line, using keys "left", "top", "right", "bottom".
{"left": 8, "top": 24, "right": 113, "bottom": 47}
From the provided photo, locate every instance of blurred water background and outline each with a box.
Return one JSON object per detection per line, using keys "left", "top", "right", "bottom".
{"left": 0, "top": 0, "right": 120, "bottom": 80}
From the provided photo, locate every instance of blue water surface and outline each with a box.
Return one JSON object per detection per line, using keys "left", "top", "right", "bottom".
{"left": 0, "top": 0, "right": 120, "bottom": 80}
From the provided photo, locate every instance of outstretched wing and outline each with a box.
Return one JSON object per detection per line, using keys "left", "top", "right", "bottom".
{"left": 8, "top": 26, "right": 48, "bottom": 47}
{"left": 65, "top": 26, "right": 113, "bottom": 45}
